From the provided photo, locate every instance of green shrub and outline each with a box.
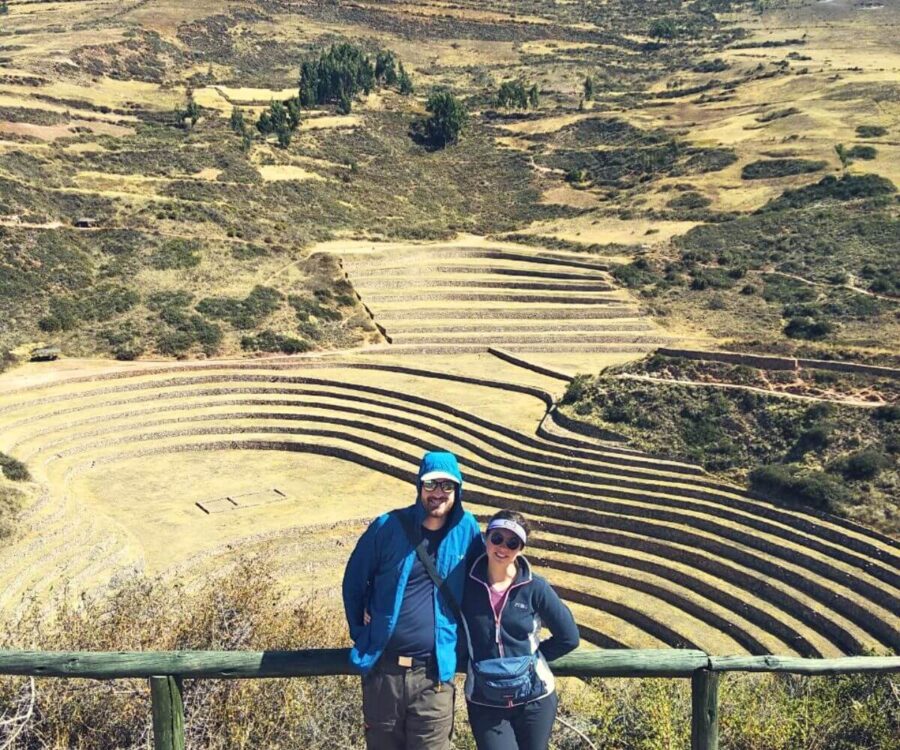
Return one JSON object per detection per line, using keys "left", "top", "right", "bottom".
{"left": 100, "top": 323, "right": 144, "bottom": 361}
{"left": 88, "top": 283, "right": 140, "bottom": 321}
{"left": 38, "top": 284, "right": 138, "bottom": 332}
{"left": 872, "top": 404, "right": 900, "bottom": 422}
{"left": 562, "top": 374, "right": 593, "bottom": 405}
{"left": 147, "top": 290, "right": 194, "bottom": 310}
{"left": 666, "top": 191, "right": 711, "bottom": 210}
{"left": 749, "top": 464, "right": 848, "bottom": 510}
{"left": 791, "top": 423, "right": 832, "bottom": 457}
{"left": 155, "top": 310, "right": 222, "bottom": 356}
{"left": 611, "top": 259, "right": 661, "bottom": 288}
{"left": 846, "top": 145, "right": 877, "bottom": 161}
{"left": 197, "top": 286, "right": 283, "bottom": 329}
{"left": 741, "top": 159, "right": 828, "bottom": 180}
{"left": 156, "top": 329, "right": 194, "bottom": 356}
{"left": 761, "top": 173, "right": 896, "bottom": 211}
{"left": 835, "top": 448, "right": 891, "bottom": 481}
{"left": 289, "top": 294, "right": 341, "bottom": 322}
{"left": 690, "top": 268, "right": 734, "bottom": 290}
{"left": 38, "top": 297, "right": 80, "bottom": 332}
{"left": 241, "top": 330, "right": 311, "bottom": 354}
{"left": 0, "top": 452, "right": 30, "bottom": 482}
{"left": 784, "top": 316, "right": 833, "bottom": 340}
{"left": 855, "top": 125, "right": 887, "bottom": 138}
{"left": 150, "top": 238, "right": 201, "bottom": 270}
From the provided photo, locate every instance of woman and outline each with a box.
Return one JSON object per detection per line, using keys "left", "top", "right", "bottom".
{"left": 462, "top": 510, "right": 579, "bottom": 750}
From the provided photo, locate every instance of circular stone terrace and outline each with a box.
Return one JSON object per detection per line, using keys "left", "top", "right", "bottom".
{"left": 0, "top": 238, "right": 897, "bottom": 659}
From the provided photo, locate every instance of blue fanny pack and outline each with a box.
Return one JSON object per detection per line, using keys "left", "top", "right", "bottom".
{"left": 471, "top": 654, "right": 544, "bottom": 706}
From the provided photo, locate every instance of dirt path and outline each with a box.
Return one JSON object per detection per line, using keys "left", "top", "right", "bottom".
{"left": 758, "top": 270, "right": 899, "bottom": 304}
{"left": 616, "top": 373, "right": 885, "bottom": 407}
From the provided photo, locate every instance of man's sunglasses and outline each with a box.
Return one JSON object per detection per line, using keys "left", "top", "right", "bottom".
{"left": 489, "top": 532, "right": 522, "bottom": 551}
{"left": 422, "top": 479, "right": 457, "bottom": 492}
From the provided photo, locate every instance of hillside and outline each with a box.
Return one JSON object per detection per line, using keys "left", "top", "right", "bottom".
{"left": 0, "top": 0, "right": 895, "bottom": 363}
{"left": 0, "top": 0, "right": 898, "bottom": 679}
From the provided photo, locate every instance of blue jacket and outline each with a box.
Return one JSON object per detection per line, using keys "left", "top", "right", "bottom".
{"left": 463, "top": 554, "right": 579, "bottom": 705}
{"left": 342, "top": 452, "right": 483, "bottom": 682}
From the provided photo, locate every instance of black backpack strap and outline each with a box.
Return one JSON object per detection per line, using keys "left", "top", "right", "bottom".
{"left": 391, "top": 510, "right": 472, "bottom": 656}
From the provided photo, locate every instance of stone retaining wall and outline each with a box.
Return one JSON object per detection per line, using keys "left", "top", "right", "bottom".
{"left": 657, "top": 348, "right": 900, "bottom": 380}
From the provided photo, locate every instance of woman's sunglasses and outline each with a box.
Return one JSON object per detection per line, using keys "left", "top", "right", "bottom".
{"left": 422, "top": 479, "right": 457, "bottom": 492}
{"left": 489, "top": 532, "right": 522, "bottom": 551}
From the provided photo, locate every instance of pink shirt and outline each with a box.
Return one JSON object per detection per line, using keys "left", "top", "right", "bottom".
{"left": 489, "top": 583, "right": 511, "bottom": 619}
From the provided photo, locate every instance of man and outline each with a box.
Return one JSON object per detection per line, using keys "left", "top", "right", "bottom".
{"left": 343, "top": 450, "right": 482, "bottom": 750}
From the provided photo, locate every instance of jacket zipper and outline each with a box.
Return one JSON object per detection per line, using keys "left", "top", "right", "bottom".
{"left": 478, "top": 578, "right": 529, "bottom": 658}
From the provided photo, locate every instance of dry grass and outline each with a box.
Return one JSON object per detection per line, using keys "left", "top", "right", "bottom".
{"left": 257, "top": 165, "right": 326, "bottom": 182}
{"left": 0, "top": 556, "right": 895, "bottom": 749}
{"left": 0, "top": 555, "right": 367, "bottom": 750}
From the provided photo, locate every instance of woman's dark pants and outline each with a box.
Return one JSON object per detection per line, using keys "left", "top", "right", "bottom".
{"left": 467, "top": 691, "right": 559, "bottom": 750}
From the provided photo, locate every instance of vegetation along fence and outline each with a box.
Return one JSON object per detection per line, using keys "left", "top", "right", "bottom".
{"left": 0, "top": 648, "right": 898, "bottom": 750}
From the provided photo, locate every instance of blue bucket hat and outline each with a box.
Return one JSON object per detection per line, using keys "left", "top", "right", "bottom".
{"left": 417, "top": 451, "right": 463, "bottom": 501}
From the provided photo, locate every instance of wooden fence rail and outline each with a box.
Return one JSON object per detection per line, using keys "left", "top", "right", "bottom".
{"left": 1, "top": 648, "right": 898, "bottom": 750}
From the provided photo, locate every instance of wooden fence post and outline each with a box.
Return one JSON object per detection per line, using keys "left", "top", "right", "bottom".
{"left": 691, "top": 669, "right": 719, "bottom": 750}
{"left": 150, "top": 675, "right": 185, "bottom": 750}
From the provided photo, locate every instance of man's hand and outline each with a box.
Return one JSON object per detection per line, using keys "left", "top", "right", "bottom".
{"left": 363, "top": 609, "right": 371, "bottom": 625}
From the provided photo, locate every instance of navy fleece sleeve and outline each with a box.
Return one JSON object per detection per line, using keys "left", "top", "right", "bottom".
{"left": 342, "top": 516, "right": 382, "bottom": 643}
{"left": 534, "top": 577, "right": 579, "bottom": 662}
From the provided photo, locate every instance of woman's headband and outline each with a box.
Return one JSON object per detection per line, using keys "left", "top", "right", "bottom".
{"left": 486, "top": 518, "right": 527, "bottom": 546}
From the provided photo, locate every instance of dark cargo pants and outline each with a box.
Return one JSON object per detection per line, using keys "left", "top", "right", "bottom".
{"left": 361, "top": 657, "right": 455, "bottom": 750}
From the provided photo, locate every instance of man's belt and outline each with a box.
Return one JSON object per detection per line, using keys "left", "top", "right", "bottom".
{"left": 384, "top": 651, "right": 432, "bottom": 668}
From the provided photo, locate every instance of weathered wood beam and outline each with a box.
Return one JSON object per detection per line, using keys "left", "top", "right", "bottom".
{"left": 709, "top": 655, "right": 900, "bottom": 674}
{"left": 150, "top": 675, "right": 184, "bottom": 750}
{"left": 0, "top": 648, "right": 708, "bottom": 679}
{"left": 1, "top": 650, "right": 898, "bottom": 681}
{"left": 548, "top": 648, "right": 709, "bottom": 677}
{"left": 691, "top": 670, "right": 719, "bottom": 750}
{"left": 0, "top": 649, "right": 356, "bottom": 679}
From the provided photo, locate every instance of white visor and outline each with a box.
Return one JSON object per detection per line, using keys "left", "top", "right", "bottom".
{"left": 421, "top": 471, "right": 459, "bottom": 484}
{"left": 486, "top": 518, "right": 527, "bottom": 546}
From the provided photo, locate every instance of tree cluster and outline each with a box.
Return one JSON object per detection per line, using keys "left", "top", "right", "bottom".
{"left": 496, "top": 80, "right": 540, "bottom": 110}
{"left": 173, "top": 92, "right": 201, "bottom": 130}
{"left": 299, "top": 43, "right": 413, "bottom": 112}
{"left": 227, "top": 97, "right": 301, "bottom": 150}
{"left": 649, "top": 18, "right": 677, "bottom": 43}
{"left": 583, "top": 76, "right": 594, "bottom": 101}
{"left": 256, "top": 97, "right": 302, "bottom": 148}
{"left": 424, "top": 89, "right": 468, "bottom": 148}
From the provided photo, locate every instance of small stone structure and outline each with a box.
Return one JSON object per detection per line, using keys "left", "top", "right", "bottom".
{"left": 196, "top": 488, "right": 287, "bottom": 514}
{"left": 29, "top": 346, "right": 60, "bottom": 362}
